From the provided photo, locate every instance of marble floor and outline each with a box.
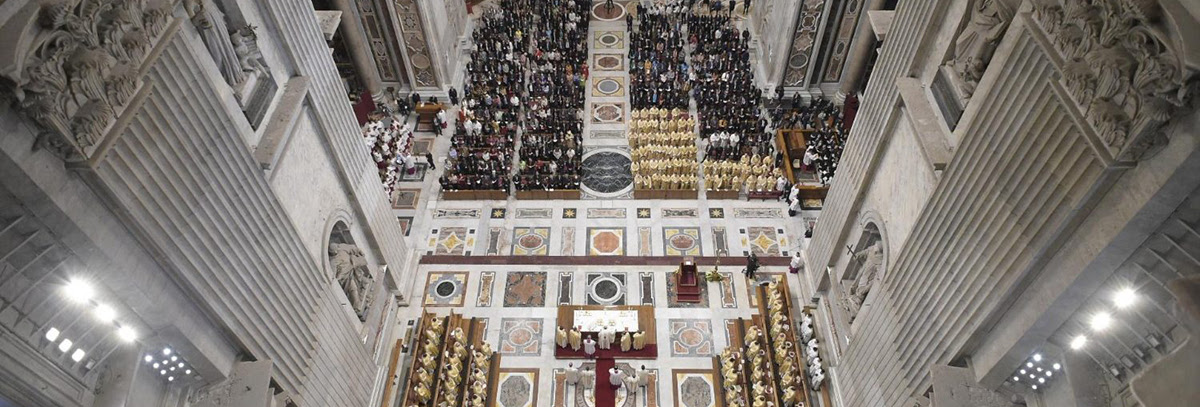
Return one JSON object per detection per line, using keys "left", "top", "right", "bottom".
{"left": 386, "top": 3, "right": 809, "bottom": 406}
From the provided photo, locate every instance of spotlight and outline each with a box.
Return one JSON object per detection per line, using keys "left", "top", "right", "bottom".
{"left": 162, "top": 348, "right": 172, "bottom": 356}
{"left": 1070, "top": 335, "right": 1088, "bottom": 350}
{"left": 94, "top": 304, "right": 117, "bottom": 322}
{"left": 1013, "top": 376, "right": 1019, "bottom": 381}
{"left": 169, "top": 366, "right": 175, "bottom": 371}
{"left": 63, "top": 279, "right": 94, "bottom": 303}
{"left": 153, "top": 363, "right": 159, "bottom": 369}
{"left": 1046, "top": 371, "right": 1053, "bottom": 377}
{"left": 1036, "top": 367, "right": 1043, "bottom": 372}
{"left": 71, "top": 349, "right": 86, "bottom": 362}
{"left": 144, "top": 355, "right": 153, "bottom": 363}
{"left": 117, "top": 326, "right": 137, "bottom": 342}
{"left": 45, "top": 327, "right": 60, "bottom": 341}
{"left": 1113, "top": 288, "right": 1137, "bottom": 309}
{"left": 1053, "top": 363, "right": 1061, "bottom": 370}
{"left": 168, "top": 376, "right": 174, "bottom": 382}
{"left": 185, "top": 369, "right": 192, "bottom": 375}
{"left": 1032, "top": 353, "right": 1042, "bottom": 362}
{"left": 1090, "top": 312, "right": 1112, "bottom": 331}
{"left": 1038, "top": 377, "right": 1045, "bottom": 384}
{"left": 1029, "top": 374, "right": 1035, "bottom": 379}
{"left": 1032, "top": 385, "right": 1038, "bottom": 390}
{"left": 160, "top": 369, "right": 166, "bottom": 375}
{"left": 170, "top": 356, "right": 177, "bottom": 362}
{"left": 1026, "top": 362, "right": 1033, "bottom": 368}
{"left": 1020, "top": 369, "right": 1026, "bottom": 374}
{"left": 58, "top": 338, "right": 73, "bottom": 352}
{"left": 178, "top": 362, "right": 184, "bottom": 368}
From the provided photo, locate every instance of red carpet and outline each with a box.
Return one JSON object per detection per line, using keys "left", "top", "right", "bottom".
{"left": 595, "top": 358, "right": 617, "bottom": 407}
{"left": 554, "top": 344, "right": 658, "bottom": 359}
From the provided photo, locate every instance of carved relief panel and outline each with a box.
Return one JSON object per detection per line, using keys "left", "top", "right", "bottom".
{"left": 782, "top": 0, "right": 827, "bottom": 87}
{"left": 394, "top": 0, "right": 439, "bottom": 88}
{"left": 355, "top": 0, "right": 401, "bottom": 83}
{"left": 0, "top": 0, "right": 176, "bottom": 163}
{"left": 1030, "top": 0, "right": 1199, "bottom": 162}
{"left": 822, "top": 0, "right": 866, "bottom": 83}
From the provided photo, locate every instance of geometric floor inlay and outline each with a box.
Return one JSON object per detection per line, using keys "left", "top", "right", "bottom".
{"left": 672, "top": 370, "right": 716, "bottom": 407}
{"left": 428, "top": 227, "right": 476, "bottom": 255}
{"left": 503, "top": 271, "right": 547, "bottom": 307}
{"left": 587, "top": 227, "right": 626, "bottom": 256}
{"left": 586, "top": 272, "right": 626, "bottom": 305}
{"left": 668, "top": 319, "right": 714, "bottom": 357}
{"left": 594, "top": 31, "right": 625, "bottom": 49}
{"left": 423, "top": 271, "right": 468, "bottom": 307}
{"left": 663, "top": 227, "right": 702, "bottom": 256}
{"left": 740, "top": 226, "right": 782, "bottom": 256}
{"left": 512, "top": 227, "right": 551, "bottom": 255}
{"left": 498, "top": 368, "right": 539, "bottom": 407}
{"left": 593, "top": 53, "right": 625, "bottom": 71}
{"left": 499, "top": 318, "right": 543, "bottom": 356}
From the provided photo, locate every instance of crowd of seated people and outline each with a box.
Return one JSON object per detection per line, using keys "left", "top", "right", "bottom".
{"left": 629, "top": 2, "right": 689, "bottom": 110}
{"left": 361, "top": 115, "right": 414, "bottom": 199}
{"left": 439, "top": 5, "right": 524, "bottom": 192}
{"left": 630, "top": 108, "right": 699, "bottom": 190}
{"left": 689, "top": 7, "right": 779, "bottom": 193}
{"left": 777, "top": 97, "right": 848, "bottom": 185}
{"left": 515, "top": 0, "right": 590, "bottom": 191}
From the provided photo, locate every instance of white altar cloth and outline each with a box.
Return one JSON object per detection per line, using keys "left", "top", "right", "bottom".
{"left": 573, "top": 309, "right": 639, "bottom": 332}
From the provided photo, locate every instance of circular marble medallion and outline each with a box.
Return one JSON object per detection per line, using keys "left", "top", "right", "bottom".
{"left": 598, "top": 33, "right": 621, "bottom": 47}
{"left": 681, "top": 376, "right": 714, "bottom": 407}
{"left": 582, "top": 152, "right": 633, "bottom": 193}
{"left": 435, "top": 280, "right": 457, "bottom": 297}
{"left": 518, "top": 233, "right": 545, "bottom": 250}
{"left": 591, "top": 2, "right": 626, "bottom": 20}
{"left": 596, "top": 78, "right": 621, "bottom": 95}
{"left": 670, "top": 233, "right": 697, "bottom": 251}
{"left": 589, "top": 276, "right": 624, "bottom": 304}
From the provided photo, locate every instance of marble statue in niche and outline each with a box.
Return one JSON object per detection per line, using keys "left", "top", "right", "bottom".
{"left": 329, "top": 242, "right": 375, "bottom": 320}
{"left": 946, "top": 0, "right": 1015, "bottom": 98}
{"left": 186, "top": 0, "right": 246, "bottom": 87}
{"left": 840, "top": 238, "right": 883, "bottom": 324}
{"left": 231, "top": 25, "right": 269, "bottom": 78}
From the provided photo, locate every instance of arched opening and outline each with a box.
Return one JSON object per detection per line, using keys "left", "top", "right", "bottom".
{"left": 327, "top": 221, "right": 375, "bottom": 321}
{"left": 839, "top": 222, "right": 884, "bottom": 328}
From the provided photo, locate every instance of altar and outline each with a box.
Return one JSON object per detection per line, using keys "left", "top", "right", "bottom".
{"left": 554, "top": 305, "right": 658, "bottom": 359}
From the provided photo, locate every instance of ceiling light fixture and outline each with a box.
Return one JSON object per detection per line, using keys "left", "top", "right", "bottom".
{"left": 94, "top": 304, "right": 117, "bottom": 322}
{"left": 117, "top": 326, "right": 137, "bottom": 342}
{"left": 1090, "top": 312, "right": 1112, "bottom": 331}
{"left": 1032, "top": 353, "right": 1042, "bottom": 362}
{"left": 63, "top": 279, "right": 94, "bottom": 303}
{"left": 45, "top": 327, "right": 60, "bottom": 341}
{"left": 58, "top": 338, "right": 73, "bottom": 352}
{"left": 1112, "top": 288, "right": 1137, "bottom": 309}
{"left": 71, "top": 349, "right": 86, "bottom": 362}
{"left": 1070, "top": 335, "right": 1088, "bottom": 350}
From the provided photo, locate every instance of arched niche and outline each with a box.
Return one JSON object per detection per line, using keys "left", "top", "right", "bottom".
{"left": 327, "top": 220, "right": 375, "bottom": 321}
{"left": 838, "top": 219, "right": 887, "bottom": 330}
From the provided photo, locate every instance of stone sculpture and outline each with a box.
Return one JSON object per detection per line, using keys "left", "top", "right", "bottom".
{"left": 329, "top": 242, "right": 375, "bottom": 320}
{"left": 231, "top": 25, "right": 269, "bottom": 77}
{"left": 187, "top": 0, "right": 246, "bottom": 87}
{"left": 948, "top": 0, "right": 1015, "bottom": 97}
{"left": 841, "top": 239, "right": 883, "bottom": 323}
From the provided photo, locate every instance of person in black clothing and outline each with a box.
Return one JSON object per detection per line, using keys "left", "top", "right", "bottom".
{"left": 448, "top": 87, "right": 459, "bottom": 105}
{"left": 410, "top": 92, "right": 421, "bottom": 107}
{"left": 743, "top": 252, "right": 759, "bottom": 279}
{"left": 425, "top": 152, "right": 436, "bottom": 170}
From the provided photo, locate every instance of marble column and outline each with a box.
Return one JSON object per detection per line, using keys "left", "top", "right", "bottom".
{"left": 835, "top": 0, "right": 888, "bottom": 102}
{"left": 331, "top": 0, "right": 385, "bottom": 101}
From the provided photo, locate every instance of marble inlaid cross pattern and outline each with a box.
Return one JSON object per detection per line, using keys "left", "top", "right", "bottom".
{"left": 499, "top": 318, "right": 543, "bottom": 356}
{"left": 586, "top": 272, "right": 626, "bottom": 305}
{"left": 512, "top": 227, "right": 551, "bottom": 256}
{"left": 503, "top": 272, "right": 547, "bottom": 307}
{"left": 638, "top": 227, "right": 653, "bottom": 256}
{"left": 497, "top": 368, "right": 539, "bottom": 407}
{"left": 711, "top": 226, "right": 729, "bottom": 256}
{"left": 396, "top": 216, "right": 413, "bottom": 237}
{"left": 423, "top": 271, "right": 468, "bottom": 307}
{"left": 515, "top": 208, "right": 553, "bottom": 218}
{"left": 669, "top": 319, "right": 714, "bottom": 357}
{"left": 740, "top": 226, "right": 782, "bottom": 256}
{"left": 434, "top": 208, "right": 480, "bottom": 219}
{"left": 427, "top": 227, "right": 476, "bottom": 255}
{"left": 662, "top": 208, "right": 698, "bottom": 218}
